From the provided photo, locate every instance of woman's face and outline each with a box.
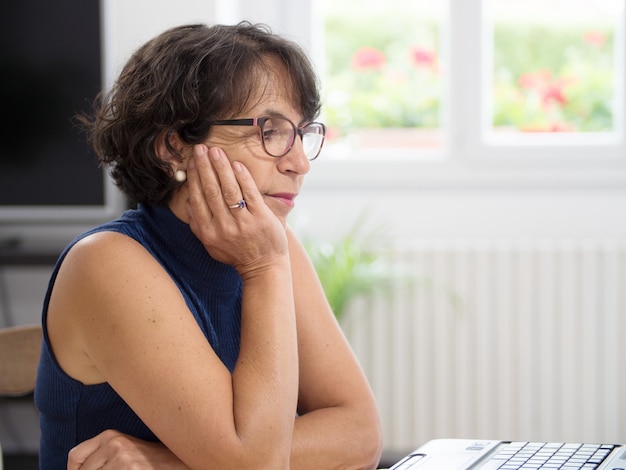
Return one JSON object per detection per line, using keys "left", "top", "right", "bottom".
{"left": 187, "top": 64, "right": 312, "bottom": 227}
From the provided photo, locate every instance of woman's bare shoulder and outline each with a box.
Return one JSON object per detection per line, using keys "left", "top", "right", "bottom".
{"left": 67, "top": 230, "right": 147, "bottom": 260}
{"left": 56, "top": 229, "right": 181, "bottom": 318}
{"left": 48, "top": 230, "right": 182, "bottom": 384}
{"left": 58, "top": 230, "right": 166, "bottom": 283}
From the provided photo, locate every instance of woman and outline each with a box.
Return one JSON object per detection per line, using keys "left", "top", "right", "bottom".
{"left": 34, "top": 22, "right": 382, "bottom": 470}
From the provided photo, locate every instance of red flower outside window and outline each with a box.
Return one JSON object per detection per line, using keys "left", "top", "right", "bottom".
{"left": 351, "top": 47, "right": 386, "bottom": 71}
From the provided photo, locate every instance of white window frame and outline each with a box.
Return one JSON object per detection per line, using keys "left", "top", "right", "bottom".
{"left": 219, "top": 0, "right": 626, "bottom": 190}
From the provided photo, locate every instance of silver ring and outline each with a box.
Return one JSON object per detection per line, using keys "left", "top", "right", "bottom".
{"left": 228, "top": 199, "right": 246, "bottom": 210}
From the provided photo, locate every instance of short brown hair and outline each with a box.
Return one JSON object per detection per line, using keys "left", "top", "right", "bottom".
{"left": 80, "top": 22, "right": 321, "bottom": 205}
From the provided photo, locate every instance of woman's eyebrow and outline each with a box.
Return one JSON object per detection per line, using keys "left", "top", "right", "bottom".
{"left": 261, "top": 108, "right": 307, "bottom": 124}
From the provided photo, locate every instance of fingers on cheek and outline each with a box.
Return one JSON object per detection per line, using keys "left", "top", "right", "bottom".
{"left": 187, "top": 183, "right": 204, "bottom": 208}
{"left": 188, "top": 166, "right": 218, "bottom": 211}
{"left": 191, "top": 158, "right": 222, "bottom": 202}
{"left": 190, "top": 147, "right": 219, "bottom": 190}
{"left": 233, "top": 162, "right": 260, "bottom": 203}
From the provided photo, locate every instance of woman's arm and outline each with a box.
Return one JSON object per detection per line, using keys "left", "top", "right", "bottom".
{"left": 287, "top": 227, "right": 383, "bottom": 470}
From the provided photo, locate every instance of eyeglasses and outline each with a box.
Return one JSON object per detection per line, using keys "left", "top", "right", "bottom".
{"left": 211, "top": 116, "right": 326, "bottom": 161}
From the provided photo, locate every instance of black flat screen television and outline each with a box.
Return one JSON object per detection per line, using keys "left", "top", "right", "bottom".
{"left": 0, "top": 0, "right": 125, "bottom": 255}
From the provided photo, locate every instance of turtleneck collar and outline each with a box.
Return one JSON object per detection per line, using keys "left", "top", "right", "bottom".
{"left": 137, "top": 204, "right": 241, "bottom": 292}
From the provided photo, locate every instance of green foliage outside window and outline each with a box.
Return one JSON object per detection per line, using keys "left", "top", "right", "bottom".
{"left": 493, "top": 24, "right": 615, "bottom": 132}
{"left": 323, "top": 9, "right": 442, "bottom": 139}
{"left": 323, "top": 12, "right": 617, "bottom": 135}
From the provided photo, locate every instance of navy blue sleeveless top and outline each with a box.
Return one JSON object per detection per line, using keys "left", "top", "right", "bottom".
{"left": 35, "top": 204, "right": 243, "bottom": 469}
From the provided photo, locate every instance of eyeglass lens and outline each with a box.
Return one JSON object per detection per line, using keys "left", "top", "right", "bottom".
{"left": 301, "top": 125, "right": 325, "bottom": 160}
{"left": 261, "top": 117, "right": 324, "bottom": 160}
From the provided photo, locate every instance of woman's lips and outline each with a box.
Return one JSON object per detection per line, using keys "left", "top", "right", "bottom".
{"left": 267, "top": 193, "right": 297, "bottom": 208}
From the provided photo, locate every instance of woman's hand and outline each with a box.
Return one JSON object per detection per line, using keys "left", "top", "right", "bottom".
{"left": 67, "top": 429, "right": 190, "bottom": 470}
{"left": 186, "top": 145, "right": 288, "bottom": 277}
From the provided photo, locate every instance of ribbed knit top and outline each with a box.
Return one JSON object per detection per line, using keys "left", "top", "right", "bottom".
{"left": 34, "top": 204, "right": 243, "bottom": 469}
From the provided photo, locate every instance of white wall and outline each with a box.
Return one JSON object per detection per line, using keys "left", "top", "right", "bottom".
{"left": 294, "top": 187, "right": 626, "bottom": 242}
{"left": 102, "top": 0, "right": 218, "bottom": 87}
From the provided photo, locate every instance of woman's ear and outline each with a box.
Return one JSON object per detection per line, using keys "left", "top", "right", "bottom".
{"left": 154, "top": 129, "right": 186, "bottom": 164}
{"left": 155, "top": 129, "right": 189, "bottom": 182}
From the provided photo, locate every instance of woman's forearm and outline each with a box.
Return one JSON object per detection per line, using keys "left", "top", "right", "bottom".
{"left": 70, "top": 402, "right": 382, "bottom": 470}
{"left": 231, "top": 257, "right": 300, "bottom": 463}
{"left": 290, "top": 405, "right": 383, "bottom": 470}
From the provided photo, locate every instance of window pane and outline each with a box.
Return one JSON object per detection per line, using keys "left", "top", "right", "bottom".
{"left": 487, "top": 0, "right": 624, "bottom": 136}
{"left": 318, "top": 0, "right": 446, "bottom": 156}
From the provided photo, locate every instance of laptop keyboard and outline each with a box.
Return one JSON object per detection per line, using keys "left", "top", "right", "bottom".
{"left": 489, "top": 441, "right": 619, "bottom": 469}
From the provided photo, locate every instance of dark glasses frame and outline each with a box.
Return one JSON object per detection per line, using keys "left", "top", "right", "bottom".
{"left": 211, "top": 116, "right": 326, "bottom": 160}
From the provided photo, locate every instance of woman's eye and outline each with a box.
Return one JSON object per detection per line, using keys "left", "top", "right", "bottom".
{"left": 263, "top": 128, "right": 281, "bottom": 142}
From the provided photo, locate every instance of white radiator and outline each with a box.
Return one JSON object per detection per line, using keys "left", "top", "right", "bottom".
{"left": 341, "top": 239, "right": 626, "bottom": 453}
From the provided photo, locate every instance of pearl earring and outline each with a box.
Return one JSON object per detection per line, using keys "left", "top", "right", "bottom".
{"left": 174, "top": 170, "right": 187, "bottom": 183}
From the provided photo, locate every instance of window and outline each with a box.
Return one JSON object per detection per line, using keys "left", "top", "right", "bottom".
{"left": 318, "top": 0, "right": 446, "bottom": 158}
{"left": 485, "top": 0, "right": 624, "bottom": 144}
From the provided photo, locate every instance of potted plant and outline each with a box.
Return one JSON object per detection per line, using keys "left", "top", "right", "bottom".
{"left": 303, "top": 218, "right": 398, "bottom": 321}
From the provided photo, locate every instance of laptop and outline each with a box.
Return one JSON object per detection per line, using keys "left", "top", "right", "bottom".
{"left": 388, "top": 438, "right": 626, "bottom": 469}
